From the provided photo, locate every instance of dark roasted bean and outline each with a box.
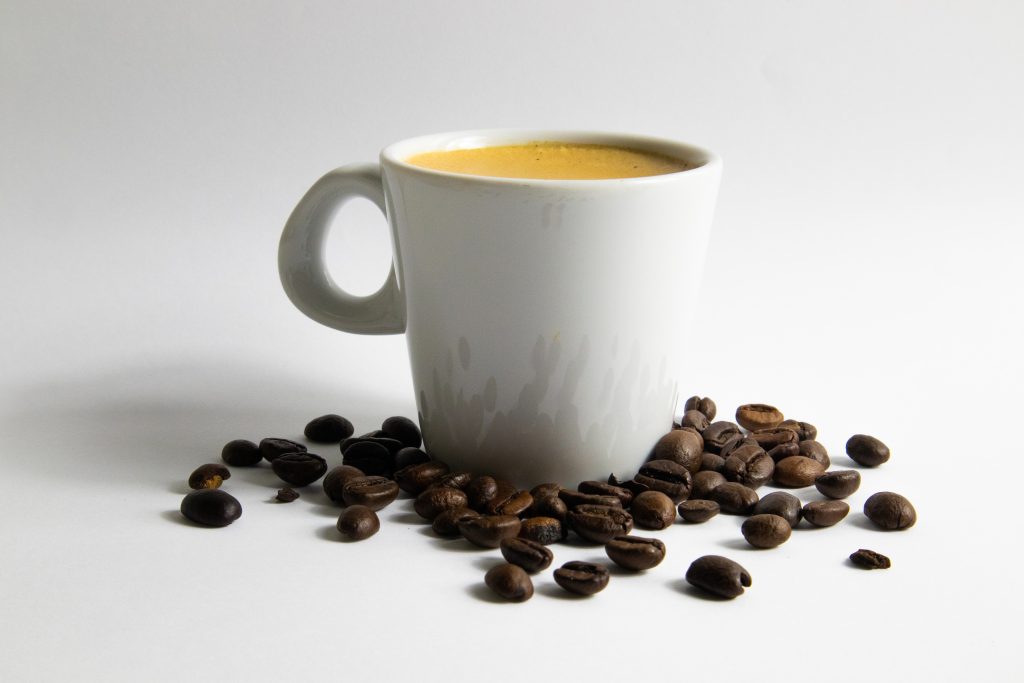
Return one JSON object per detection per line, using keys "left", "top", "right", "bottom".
{"left": 863, "top": 492, "right": 916, "bottom": 530}
{"left": 723, "top": 444, "right": 775, "bottom": 489}
{"left": 798, "top": 440, "right": 830, "bottom": 468}
{"left": 702, "top": 421, "right": 742, "bottom": 453}
{"left": 779, "top": 419, "right": 817, "bottom": 441}
{"left": 259, "top": 438, "right": 306, "bottom": 463}
{"left": 414, "top": 487, "right": 468, "bottom": 520}
{"left": 526, "top": 495, "right": 568, "bottom": 525}
{"left": 802, "top": 500, "right": 850, "bottom": 527}
{"left": 691, "top": 471, "right": 726, "bottom": 500}
{"left": 680, "top": 410, "right": 710, "bottom": 432}
{"left": 340, "top": 435, "right": 404, "bottom": 458}
{"left": 553, "top": 561, "right": 610, "bottom": 595}
{"left": 395, "top": 460, "right": 450, "bottom": 494}
{"left": 773, "top": 456, "right": 826, "bottom": 488}
{"left": 341, "top": 476, "right": 400, "bottom": 511}
{"left": 631, "top": 491, "right": 677, "bottom": 530}
{"left": 221, "top": 439, "right": 262, "bottom": 467}
{"left": 677, "top": 499, "right": 720, "bottom": 523}
{"left": 750, "top": 428, "right": 798, "bottom": 451}
{"left": 850, "top": 548, "right": 891, "bottom": 569}
{"left": 652, "top": 430, "right": 703, "bottom": 473}
{"left": 578, "top": 480, "right": 633, "bottom": 507}
{"left": 432, "top": 507, "right": 480, "bottom": 537}
{"left": 815, "top": 470, "right": 861, "bottom": 499}
{"left": 736, "top": 404, "right": 784, "bottom": 432}
{"left": 188, "top": 463, "right": 230, "bottom": 490}
{"left": 700, "top": 452, "right": 726, "bottom": 473}
{"left": 500, "top": 537, "right": 554, "bottom": 573}
{"left": 720, "top": 435, "right": 758, "bottom": 459}
{"left": 336, "top": 505, "right": 379, "bottom": 540}
{"left": 271, "top": 452, "right": 328, "bottom": 487}
{"left": 530, "top": 482, "right": 561, "bottom": 499}
{"left": 846, "top": 435, "right": 891, "bottom": 467}
{"left": 766, "top": 442, "right": 800, "bottom": 461}
{"left": 485, "top": 563, "right": 534, "bottom": 602}
{"left": 465, "top": 476, "right": 499, "bottom": 511}
{"left": 394, "top": 447, "right": 430, "bottom": 470}
{"left": 180, "top": 489, "right": 242, "bottom": 527}
{"left": 342, "top": 440, "right": 396, "bottom": 478}
{"left": 275, "top": 487, "right": 299, "bottom": 503}
{"left": 605, "top": 535, "right": 666, "bottom": 571}
{"left": 686, "top": 555, "right": 751, "bottom": 599}
{"left": 518, "top": 517, "right": 565, "bottom": 545}
{"left": 684, "top": 395, "right": 717, "bottom": 421}
{"left": 567, "top": 504, "right": 634, "bottom": 544}
{"left": 488, "top": 489, "right": 534, "bottom": 516}
{"left": 752, "top": 491, "right": 802, "bottom": 527}
{"left": 430, "top": 471, "right": 472, "bottom": 490}
{"left": 558, "top": 489, "right": 623, "bottom": 509}
{"left": 381, "top": 416, "right": 422, "bottom": 448}
{"left": 322, "top": 465, "right": 365, "bottom": 504}
{"left": 741, "top": 514, "right": 792, "bottom": 548}
{"left": 634, "top": 460, "right": 693, "bottom": 503}
{"left": 304, "top": 414, "right": 354, "bottom": 443}
{"left": 710, "top": 482, "right": 759, "bottom": 515}
{"left": 459, "top": 515, "right": 522, "bottom": 548}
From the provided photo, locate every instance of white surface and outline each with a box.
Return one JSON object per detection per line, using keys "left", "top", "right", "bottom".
{"left": 1, "top": 1, "right": 1021, "bottom": 681}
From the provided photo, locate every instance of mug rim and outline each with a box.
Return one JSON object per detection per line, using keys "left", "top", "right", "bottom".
{"left": 380, "top": 129, "right": 722, "bottom": 186}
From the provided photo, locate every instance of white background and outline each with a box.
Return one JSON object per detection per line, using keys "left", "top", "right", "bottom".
{"left": 2, "top": 1, "right": 1021, "bottom": 681}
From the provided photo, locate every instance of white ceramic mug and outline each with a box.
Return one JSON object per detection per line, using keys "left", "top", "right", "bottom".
{"left": 279, "top": 130, "right": 721, "bottom": 485}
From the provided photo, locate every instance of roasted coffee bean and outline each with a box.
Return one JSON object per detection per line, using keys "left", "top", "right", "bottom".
{"left": 752, "top": 491, "right": 802, "bottom": 527}
{"left": 221, "top": 439, "right": 261, "bottom": 467}
{"left": 846, "top": 435, "right": 891, "bottom": 467}
{"left": 322, "top": 465, "right": 366, "bottom": 504}
{"left": 741, "top": 514, "right": 792, "bottom": 548}
{"left": 701, "top": 421, "right": 743, "bottom": 453}
{"left": 259, "top": 438, "right": 306, "bottom": 463}
{"left": 606, "top": 473, "right": 621, "bottom": 486}
{"left": 395, "top": 460, "right": 450, "bottom": 494}
{"left": 677, "top": 499, "right": 720, "bottom": 523}
{"left": 686, "top": 555, "right": 751, "bottom": 599}
{"left": 341, "top": 440, "right": 395, "bottom": 478}
{"left": 652, "top": 430, "right": 703, "bottom": 473}
{"left": 700, "top": 452, "right": 726, "bottom": 473}
{"left": 340, "top": 435, "right": 404, "bottom": 458}
{"left": 634, "top": 460, "right": 693, "bottom": 503}
{"left": 431, "top": 471, "right": 473, "bottom": 490}
{"left": 458, "top": 515, "right": 522, "bottom": 548}
{"left": 578, "top": 480, "right": 633, "bottom": 507}
{"left": 485, "top": 563, "right": 533, "bottom": 602}
{"left": 414, "top": 487, "right": 469, "bottom": 520}
{"left": 620, "top": 478, "right": 651, "bottom": 497}
{"left": 797, "top": 440, "right": 830, "bottom": 468}
{"left": 632, "top": 491, "right": 676, "bottom": 530}
{"left": 766, "top": 442, "right": 800, "bottom": 461}
{"left": 802, "top": 500, "right": 850, "bottom": 527}
{"left": 684, "top": 395, "right": 717, "bottom": 421}
{"left": 773, "top": 456, "right": 826, "bottom": 488}
{"left": 304, "top": 414, "right": 354, "bottom": 443}
{"left": 341, "top": 476, "right": 400, "bottom": 511}
{"left": 188, "top": 463, "right": 230, "bottom": 490}
{"left": 750, "top": 428, "right": 798, "bottom": 451}
{"left": 487, "top": 489, "right": 534, "bottom": 516}
{"left": 736, "top": 404, "right": 784, "bottom": 432}
{"left": 394, "top": 447, "right": 430, "bottom": 470}
{"left": 381, "top": 416, "right": 422, "bottom": 448}
{"left": 863, "top": 492, "right": 916, "bottom": 530}
{"left": 180, "top": 489, "right": 242, "bottom": 527}
{"left": 465, "top": 476, "right": 499, "bottom": 511}
{"left": 527, "top": 495, "right": 568, "bottom": 525}
{"left": 680, "top": 410, "right": 710, "bottom": 433}
{"left": 500, "top": 537, "right": 554, "bottom": 573}
{"left": 357, "top": 429, "right": 385, "bottom": 438}
{"left": 568, "top": 504, "right": 634, "bottom": 544}
{"left": 276, "top": 487, "right": 299, "bottom": 503}
{"left": 779, "top": 419, "right": 817, "bottom": 441}
{"left": 336, "top": 505, "right": 380, "bottom": 540}
{"left": 530, "top": 482, "right": 561, "bottom": 499}
{"left": 691, "top": 471, "right": 726, "bottom": 500}
{"left": 518, "top": 516, "right": 565, "bottom": 545}
{"left": 850, "top": 548, "right": 891, "bottom": 569}
{"left": 720, "top": 435, "right": 758, "bottom": 458}
{"left": 723, "top": 444, "right": 775, "bottom": 489}
{"left": 554, "top": 561, "right": 610, "bottom": 596}
{"left": 271, "top": 452, "right": 328, "bottom": 487}
{"left": 432, "top": 507, "right": 480, "bottom": 537}
{"left": 815, "top": 470, "right": 861, "bottom": 499}
{"left": 710, "top": 482, "right": 759, "bottom": 515}
{"left": 605, "top": 535, "right": 666, "bottom": 571}
{"left": 558, "top": 489, "right": 623, "bottom": 509}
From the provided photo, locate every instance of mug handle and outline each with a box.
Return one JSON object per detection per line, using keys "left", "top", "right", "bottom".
{"left": 278, "top": 164, "right": 406, "bottom": 334}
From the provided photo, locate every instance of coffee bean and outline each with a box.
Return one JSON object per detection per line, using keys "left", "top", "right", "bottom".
{"left": 700, "top": 452, "right": 726, "bottom": 473}
{"left": 723, "top": 444, "right": 775, "bottom": 489}
{"left": 815, "top": 470, "right": 861, "bottom": 499}
{"left": 605, "top": 535, "right": 666, "bottom": 571}
{"left": 430, "top": 471, "right": 473, "bottom": 490}
{"left": 336, "top": 505, "right": 380, "bottom": 540}
{"left": 684, "top": 395, "right": 717, "bottom": 421}
{"left": 188, "top": 463, "right": 230, "bottom": 490}
{"left": 458, "top": 515, "right": 522, "bottom": 548}
{"left": 677, "top": 499, "right": 720, "bottom": 523}
{"left": 802, "top": 500, "right": 850, "bottom": 527}
{"left": 180, "top": 489, "right": 242, "bottom": 527}
{"left": 702, "top": 421, "right": 742, "bottom": 453}
{"left": 340, "top": 435, "right": 404, "bottom": 459}
{"left": 500, "top": 537, "right": 554, "bottom": 572}
{"left": 652, "top": 430, "right": 703, "bottom": 473}
{"left": 275, "top": 487, "right": 299, "bottom": 503}
{"left": 779, "top": 419, "right": 817, "bottom": 441}
{"left": 736, "top": 404, "right": 784, "bottom": 431}
{"left": 485, "top": 563, "right": 533, "bottom": 602}
{"left": 631, "top": 490, "right": 676, "bottom": 529}
{"left": 846, "top": 435, "right": 890, "bottom": 467}
{"left": 752, "top": 491, "right": 802, "bottom": 527}
{"left": 685, "top": 555, "right": 751, "bottom": 599}
{"left": 766, "top": 442, "right": 800, "bottom": 461}
{"left": 432, "top": 507, "right": 480, "bottom": 537}
{"left": 487, "top": 489, "right": 534, "bottom": 516}
{"left": 773, "top": 456, "right": 826, "bottom": 488}
{"left": 691, "top": 471, "right": 726, "bottom": 499}
{"left": 558, "top": 489, "right": 623, "bottom": 509}
{"left": 634, "top": 460, "right": 693, "bottom": 503}
{"left": 221, "top": 439, "right": 261, "bottom": 467}
{"left": 381, "top": 416, "right": 422, "bottom": 448}
{"left": 680, "top": 410, "right": 710, "bottom": 433}
{"left": 741, "top": 514, "right": 792, "bottom": 548}
{"left": 465, "top": 476, "right": 499, "bottom": 511}
{"left": 530, "top": 482, "right": 561, "bottom": 499}
{"left": 567, "top": 504, "right": 633, "bottom": 544}
{"left": 720, "top": 435, "right": 758, "bottom": 458}
{"left": 271, "top": 452, "right": 328, "bottom": 487}
{"left": 578, "top": 480, "right": 634, "bottom": 507}
{"left": 395, "top": 460, "right": 450, "bottom": 494}
{"left": 357, "top": 429, "right": 385, "bottom": 438}
{"left": 518, "top": 516, "right": 565, "bottom": 544}
{"left": 710, "top": 482, "right": 759, "bottom": 515}
{"left": 342, "top": 440, "right": 395, "bottom": 478}
{"left": 619, "top": 478, "right": 651, "bottom": 497}
{"left": 850, "top": 548, "right": 891, "bottom": 569}
{"left": 526, "top": 495, "right": 568, "bottom": 525}
{"left": 414, "top": 486, "right": 468, "bottom": 520}
{"left": 304, "top": 414, "right": 354, "bottom": 443}
{"left": 259, "top": 438, "right": 306, "bottom": 463}
{"left": 750, "top": 428, "right": 798, "bottom": 451}
{"left": 341, "top": 476, "right": 400, "bottom": 511}
{"left": 863, "top": 492, "right": 916, "bottom": 530}
{"left": 553, "top": 561, "right": 610, "bottom": 596}
{"left": 322, "top": 465, "right": 365, "bottom": 504}
{"left": 394, "top": 447, "right": 430, "bottom": 470}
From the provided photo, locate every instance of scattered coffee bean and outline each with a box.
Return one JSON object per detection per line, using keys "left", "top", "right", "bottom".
{"left": 850, "top": 548, "right": 891, "bottom": 569}
{"left": 304, "top": 414, "right": 354, "bottom": 443}
{"left": 526, "top": 494, "right": 568, "bottom": 524}
{"left": 381, "top": 416, "right": 422, "bottom": 448}
{"left": 863, "top": 492, "right": 916, "bottom": 530}
{"left": 342, "top": 440, "right": 395, "bottom": 478}
{"left": 815, "top": 470, "right": 861, "bottom": 499}
{"left": 700, "top": 452, "right": 726, "bottom": 473}
{"left": 487, "top": 488, "right": 534, "bottom": 516}
{"left": 188, "top": 463, "right": 230, "bottom": 490}
{"left": 677, "top": 499, "right": 720, "bottom": 523}
{"left": 710, "top": 482, "right": 759, "bottom": 515}
{"left": 500, "top": 537, "right": 554, "bottom": 572}
{"left": 276, "top": 487, "right": 299, "bottom": 503}
{"left": 752, "top": 491, "right": 802, "bottom": 527}
{"left": 458, "top": 515, "right": 522, "bottom": 548}
{"left": 336, "top": 505, "right": 380, "bottom": 540}
{"left": 680, "top": 410, "right": 710, "bottom": 432}
{"left": 341, "top": 435, "right": 404, "bottom": 458}
{"left": 485, "top": 563, "right": 533, "bottom": 602}
{"left": 802, "top": 500, "right": 850, "bottom": 527}
{"left": 720, "top": 435, "right": 758, "bottom": 458}
{"left": 736, "top": 404, "right": 784, "bottom": 432}
{"left": 750, "top": 428, "right": 799, "bottom": 451}
{"left": 605, "top": 535, "right": 666, "bottom": 571}
{"left": 394, "top": 447, "right": 430, "bottom": 470}
{"left": 432, "top": 507, "right": 480, "bottom": 537}
{"left": 631, "top": 490, "right": 676, "bottom": 529}
{"left": 531, "top": 482, "right": 562, "bottom": 499}
{"left": 634, "top": 460, "right": 693, "bottom": 502}
{"left": 465, "top": 476, "right": 499, "bottom": 511}
{"left": 221, "top": 439, "right": 262, "bottom": 467}
{"left": 567, "top": 504, "right": 634, "bottom": 544}
{"left": 773, "top": 456, "right": 826, "bottom": 488}
{"left": 797, "top": 440, "right": 830, "bottom": 468}
{"left": 684, "top": 395, "right": 717, "bottom": 421}
{"left": 723, "top": 444, "right": 775, "bottom": 489}
{"left": 271, "top": 452, "right": 328, "bottom": 486}
{"left": 414, "top": 486, "right": 468, "bottom": 520}
{"left": 554, "top": 561, "right": 610, "bottom": 595}
{"left": 259, "top": 438, "right": 306, "bottom": 463}
{"left": 431, "top": 471, "right": 472, "bottom": 490}
{"left": 341, "top": 476, "right": 400, "bottom": 511}
{"left": 578, "top": 480, "right": 633, "bottom": 507}
{"left": 395, "top": 460, "right": 450, "bottom": 494}
{"left": 686, "top": 555, "right": 751, "bottom": 599}
{"left": 741, "top": 514, "right": 792, "bottom": 548}
{"left": 519, "top": 516, "right": 566, "bottom": 544}
{"left": 702, "top": 421, "right": 743, "bottom": 453}
{"left": 322, "top": 465, "right": 365, "bottom": 504}
{"left": 180, "top": 489, "right": 242, "bottom": 527}
{"left": 653, "top": 430, "right": 703, "bottom": 473}
{"left": 691, "top": 470, "right": 726, "bottom": 499}
{"left": 846, "top": 434, "right": 890, "bottom": 467}
{"left": 558, "top": 488, "right": 622, "bottom": 509}
{"left": 779, "top": 419, "right": 817, "bottom": 441}
{"left": 766, "top": 442, "right": 800, "bottom": 461}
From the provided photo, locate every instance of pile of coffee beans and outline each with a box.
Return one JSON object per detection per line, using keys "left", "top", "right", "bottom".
{"left": 175, "top": 399, "right": 917, "bottom": 602}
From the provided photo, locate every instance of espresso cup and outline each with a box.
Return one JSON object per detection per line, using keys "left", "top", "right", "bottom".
{"left": 279, "top": 129, "right": 721, "bottom": 484}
